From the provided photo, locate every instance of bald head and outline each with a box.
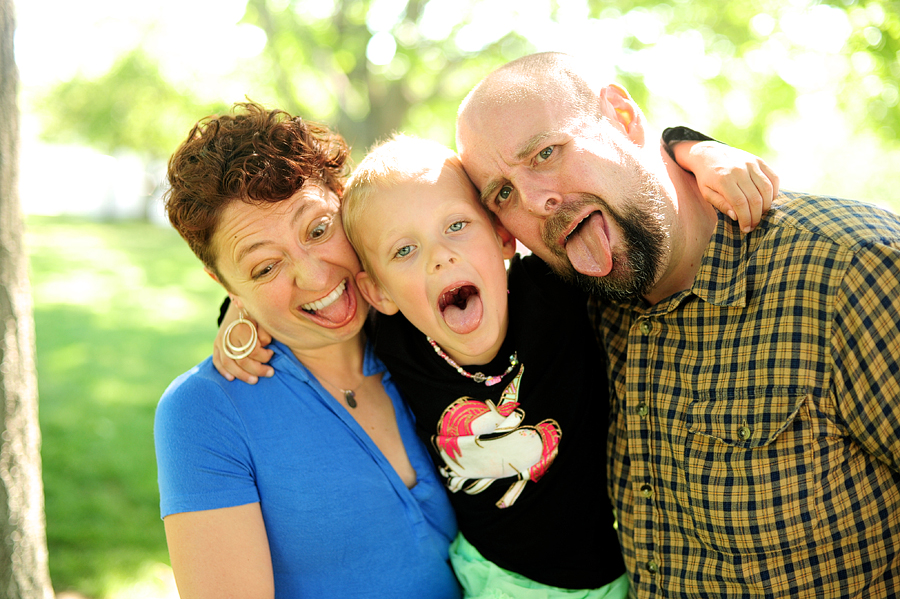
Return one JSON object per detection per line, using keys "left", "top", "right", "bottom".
{"left": 458, "top": 52, "right": 602, "bottom": 126}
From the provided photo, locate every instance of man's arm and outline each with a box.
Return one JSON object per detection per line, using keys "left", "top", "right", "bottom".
{"left": 832, "top": 240, "right": 900, "bottom": 471}
{"left": 165, "top": 503, "right": 275, "bottom": 599}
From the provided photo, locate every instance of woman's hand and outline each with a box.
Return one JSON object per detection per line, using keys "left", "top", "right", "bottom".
{"left": 213, "top": 301, "right": 275, "bottom": 384}
{"left": 672, "top": 140, "right": 780, "bottom": 233}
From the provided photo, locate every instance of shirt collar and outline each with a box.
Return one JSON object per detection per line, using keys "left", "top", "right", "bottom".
{"left": 267, "top": 337, "right": 388, "bottom": 384}
{"left": 605, "top": 212, "right": 751, "bottom": 314}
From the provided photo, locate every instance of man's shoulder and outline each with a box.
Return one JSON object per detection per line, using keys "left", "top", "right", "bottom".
{"left": 767, "top": 191, "right": 900, "bottom": 250}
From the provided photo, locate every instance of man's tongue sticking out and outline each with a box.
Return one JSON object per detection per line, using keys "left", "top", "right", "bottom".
{"left": 440, "top": 285, "right": 483, "bottom": 335}
{"left": 565, "top": 212, "right": 613, "bottom": 277}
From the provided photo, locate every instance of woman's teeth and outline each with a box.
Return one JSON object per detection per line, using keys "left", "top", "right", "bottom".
{"left": 301, "top": 280, "right": 346, "bottom": 313}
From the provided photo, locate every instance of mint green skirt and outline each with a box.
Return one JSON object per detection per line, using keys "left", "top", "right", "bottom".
{"left": 449, "top": 533, "right": 630, "bottom": 599}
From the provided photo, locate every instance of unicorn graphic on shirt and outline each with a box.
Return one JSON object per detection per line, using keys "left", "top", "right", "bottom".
{"left": 432, "top": 365, "right": 561, "bottom": 509}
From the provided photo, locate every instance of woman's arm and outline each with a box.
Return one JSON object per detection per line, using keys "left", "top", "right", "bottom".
{"left": 664, "top": 126, "right": 779, "bottom": 233}
{"left": 164, "top": 503, "right": 274, "bottom": 599}
{"left": 213, "top": 298, "right": 274, "bottom": 384}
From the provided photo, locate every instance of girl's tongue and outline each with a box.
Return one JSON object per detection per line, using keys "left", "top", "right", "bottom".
{"left": 439, "top": 285, "right": 483, "bottom": 335}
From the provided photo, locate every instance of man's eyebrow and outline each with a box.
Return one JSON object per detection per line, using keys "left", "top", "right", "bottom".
{"left": 478, "top": 131, "right": 560, "bottom": 205}
{"left": 514, "top": 131, "right": 556, "bottom": 162}
{"left": 479, "top": 179, "right": 501, "bottom": 206}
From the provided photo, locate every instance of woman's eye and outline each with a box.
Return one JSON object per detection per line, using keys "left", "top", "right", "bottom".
{"left": 253, "top": 263, "right": 276, "bottom": 280}
{"left": 447, "top": 221, "right": 467, "bottom": 233}
{"left": 309, "top": 218, "right": 331, "bottom": 240}
{"left": 497, "top": 185, "right": 513, "bottom": 203}
{"left": 394, "top": 245, "right": 413, "bottom": 259}
{"left": 536, "top": 146, "right": 554, "bottom": 163}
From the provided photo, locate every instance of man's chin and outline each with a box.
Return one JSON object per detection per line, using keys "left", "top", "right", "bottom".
{"left": 559, "top": 261, "right": 646, "bottom": 302}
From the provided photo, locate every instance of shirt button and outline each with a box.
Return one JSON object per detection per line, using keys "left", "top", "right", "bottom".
{"left": 646, "top": 560, "right": 659, "bottom": 574}
{"left": 640, "top": 484, "right": 653, "bottom": 498}
{"left": 738, "top": 425, "right": 752, "bottom": 441}
{"left": 636, "top": 402, "right": 649, "bottom": 418}
{"left": 639, "top": 321, "right": 652, "bottom": 334}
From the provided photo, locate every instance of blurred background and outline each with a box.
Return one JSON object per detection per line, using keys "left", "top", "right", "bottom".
{"left": 13, "top": 0, "right": 900, "bottom": 597}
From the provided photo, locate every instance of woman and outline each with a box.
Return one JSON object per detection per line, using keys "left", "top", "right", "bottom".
{"left": 155, "top": 102, "right": 461, "bottom": 598}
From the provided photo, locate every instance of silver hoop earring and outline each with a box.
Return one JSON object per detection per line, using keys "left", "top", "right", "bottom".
{"left": 223, "top": 311, "right": 258, "bottom": 360}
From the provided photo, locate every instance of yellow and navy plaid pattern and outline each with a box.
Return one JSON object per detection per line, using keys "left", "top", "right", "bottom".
{"left": 590, "top": 191, "right": 900, "bottom": 598}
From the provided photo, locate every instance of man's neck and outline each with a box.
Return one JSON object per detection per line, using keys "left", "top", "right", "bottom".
{"left": 642, "top": 143, "right": 719, "bottom": 306}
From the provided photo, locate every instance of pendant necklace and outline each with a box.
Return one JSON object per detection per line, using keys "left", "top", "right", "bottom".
{"left": 316, "top": 374, "right": 362, "bottom": 408}
{"left": 426, "top": 336, "right": 518, "bottom": 387}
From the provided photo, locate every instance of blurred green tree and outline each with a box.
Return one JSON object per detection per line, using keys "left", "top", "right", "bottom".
{"left": 36, "top": 49, "right": 228, "bottom": 160}
{"left": 31, "top": 0, "right": 900, "bottom": 196}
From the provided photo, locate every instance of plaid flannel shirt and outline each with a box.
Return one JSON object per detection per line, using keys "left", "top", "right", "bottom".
{"left": 590, "top": 191, "right": 900, "bottom": 598}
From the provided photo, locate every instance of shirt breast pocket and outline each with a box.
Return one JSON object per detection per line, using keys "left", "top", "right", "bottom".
{"left": 683, "top": 386, "right": 821, "bottom": 555}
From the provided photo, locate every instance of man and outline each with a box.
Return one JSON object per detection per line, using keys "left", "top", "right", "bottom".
{"left": 456, "top": 52, "right": 900, "bottom": 598}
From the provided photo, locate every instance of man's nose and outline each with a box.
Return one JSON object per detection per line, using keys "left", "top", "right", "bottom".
{"left": 518, "top": 176, "right": 562, "bottom": 216}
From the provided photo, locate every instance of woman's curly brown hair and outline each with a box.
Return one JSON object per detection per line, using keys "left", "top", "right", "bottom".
{"left": 164, "top": 101, "right": 350, "bottom": 276}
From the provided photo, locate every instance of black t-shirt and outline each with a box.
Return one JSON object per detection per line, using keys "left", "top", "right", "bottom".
{"left": 373, "top": 254, "right": 625, "bottom": 590}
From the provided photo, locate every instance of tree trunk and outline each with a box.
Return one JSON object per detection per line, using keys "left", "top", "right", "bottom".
{"left": 0, "top": 0, "right": 55, "bottom": 597}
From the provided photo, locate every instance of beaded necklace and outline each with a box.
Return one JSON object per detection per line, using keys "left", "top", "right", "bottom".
{"left": 426, "top": 336, "right": 518, "bottom": 386}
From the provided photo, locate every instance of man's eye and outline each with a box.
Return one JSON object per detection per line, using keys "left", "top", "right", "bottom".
{"left": 447, "top": 221, "right": 466, "bottom": 233}
{"left": 498, "top": 186, "right": 513, "bottom": 202}
{"left": 394, "top": 245, "right": 413, "bottom": 259}
{"left": 536, "top": 146, "right": 554, "bottom": 163}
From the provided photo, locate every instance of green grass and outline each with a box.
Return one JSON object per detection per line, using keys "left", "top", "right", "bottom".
{"left": 26, "top": 215, "right": 226, "bottom": 598}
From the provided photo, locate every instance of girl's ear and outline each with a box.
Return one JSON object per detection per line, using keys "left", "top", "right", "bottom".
{"left": 599, "top": 83, "right": 645, "bottom": 147}
{"left": 494, "top": 221, "right": 518, "bottom": 260}
{"left": 356, "top": 271, "right": 399, "bottom": 315}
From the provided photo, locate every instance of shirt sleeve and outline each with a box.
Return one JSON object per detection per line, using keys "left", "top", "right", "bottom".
{"left": 154, "top": 365, "right": 261, "bottom": 518}
{"left": 831, "top": 239, "right": 900, "bottom": 473}
{"left": 661, "top": 126, "right": 719, "bottom": 161}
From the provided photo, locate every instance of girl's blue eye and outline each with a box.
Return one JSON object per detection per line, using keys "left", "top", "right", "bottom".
{"left": 395, "top": 245, "right": 412, "bottom": 258}
{"left": 448, "top": 221, "right": 466, "bottom": 232}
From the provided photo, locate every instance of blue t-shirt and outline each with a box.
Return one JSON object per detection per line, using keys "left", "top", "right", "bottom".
{"left": 155, "top": 340, "right": 461, "bottom": 598}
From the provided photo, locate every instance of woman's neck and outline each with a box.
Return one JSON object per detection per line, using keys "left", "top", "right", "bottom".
{"left": 291, "top": 332, "right": 367, "bottom": 383}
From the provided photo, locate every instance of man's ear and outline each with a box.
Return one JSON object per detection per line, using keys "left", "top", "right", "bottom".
{"left": 599, "top": 84, "right": 645, "bottom": 147}
{"left": 494, "top": 221, "right": 517, "bottom": 260}
{"left": 356, "top": 271, "right": 399, "bottom": 315}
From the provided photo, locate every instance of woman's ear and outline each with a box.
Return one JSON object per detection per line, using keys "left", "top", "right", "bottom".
{"left": 356, "top": 271, "right": 399, "bottom": 315}
{"left": 205, "top": 266, "right": 221, "bottom": 286}
{"left": 205, "top": 267, "right": 242, "bottom": 310}
{"left": 599, "top": 84, "right": 645, "bottom": 147}
{"left": 494, "top": 221, "right": 518, "bottom": 260}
